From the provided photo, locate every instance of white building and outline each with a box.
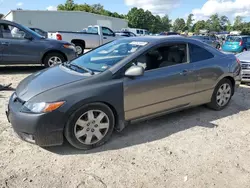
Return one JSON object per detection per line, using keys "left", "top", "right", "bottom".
{"left": 4, "top": 10, "right": 128, "bottom": 32}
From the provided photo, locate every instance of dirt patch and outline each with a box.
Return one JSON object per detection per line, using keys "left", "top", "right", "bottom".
{"left": 1, "top": 67, "right": 250, "bottom": 188}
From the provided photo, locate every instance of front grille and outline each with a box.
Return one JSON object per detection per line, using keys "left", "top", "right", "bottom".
{"left": 241, "top": 62, "right": 250, "bottom": 70}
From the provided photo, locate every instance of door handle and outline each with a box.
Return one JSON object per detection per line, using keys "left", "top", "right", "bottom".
{"left": 103, "top": 37, "right": 107, "bottom": 39}
{"left": 1, "top": 42, "right": 9, "bottom": 46}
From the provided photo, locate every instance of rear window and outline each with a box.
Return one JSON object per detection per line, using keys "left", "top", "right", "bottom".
{"left": 226, "top": 36, "right": 241, "bottom": 42}
{"left": 189, "top": 44, "right": 214, "bottom": 63}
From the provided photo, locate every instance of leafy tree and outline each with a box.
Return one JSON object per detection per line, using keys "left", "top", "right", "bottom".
{"left": 209, "top": 14, "right": 221, "bottom": 31}
{"left": 57, "top": 0, "right": 76, "bottom": 11}
{"left": 0, "top": 13, "right": 4, "bottom": 19}
{"left": 186, "top": 14, "right": 194, "bottom": 32}
{"left": 161, "top": 15, "right": 172, "bottom": 32}
{"left": 220, "top": 15, "right": 229, "bottom": 31}
{"left": 233, "top": 16, "right": 243, "bottom": 30}
{"left": 194, "top": 20, "right": 206, "bottom": 33}
{"left": 173, "top": 18, "right": 186, "bottom": 32}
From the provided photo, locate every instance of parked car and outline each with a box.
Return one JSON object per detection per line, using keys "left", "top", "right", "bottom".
{"left": 115, "top": 31, "right": 136, "bottom": 37}
{"left": 160, "top": 32, "right": 180, "bottom": 36}
{"left": 191, "top": 35, "right": 221, "bottom": 49}
{"left": 222, "top": 35, "right": 250, "bottom": 53}
{"left": 0, "top": 20, "right": 77, "bottom": 67}
{"left": 48, "top": 25, "right": 123, "bottom": 55}
{"left": 6, "top": 36, "right": 241, "bottom": 150}
{"left": 236, "top": 51, "right": 250, "bottom": 83}
{"left": 30, "top": 27, "right": 48, "bottom": 38}
{"left": 122, "top": 28, "right": 149, "bottom": 36}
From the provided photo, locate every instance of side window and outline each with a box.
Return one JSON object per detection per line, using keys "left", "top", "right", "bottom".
{"left": 102, "top": 27, "right": 114, "bottom": 36}
{"left": 0, "top": 24, "right": 26, "bottom": 39}
{"left": 132, "top": 43, "right": 188, "bottom": 71}
{"left": 136, "top": 30, "right": 140, "bottom": 35}
{"left": 246, "top": 38, "right": 250, "bottom": 43}
{"left": 189, "top": 44, "right": 214, "bottom": 63}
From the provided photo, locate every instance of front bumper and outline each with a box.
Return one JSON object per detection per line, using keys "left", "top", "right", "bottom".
{"left": 241, "top": 69, "right": 250, "bottom": 83}
{"left": 6, "top": 93, "right": 65, "bottom": 146}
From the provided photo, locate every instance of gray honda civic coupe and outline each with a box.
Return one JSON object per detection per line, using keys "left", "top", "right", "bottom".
{"left": 6, "top": 36, "right": 241, "bottom": 150}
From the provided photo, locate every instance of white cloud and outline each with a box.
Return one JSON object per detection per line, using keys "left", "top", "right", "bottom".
{"left": 46, "top": 5, "right": 57, "bottom": 11}
{"left": 16, "top": 2, "right": 23, "bottom": 7}
{"left": 125, "top": 0, "right": 181, "bottom": 15}
{"left": 191, "top": 0, "right": 250, "bottom": 21}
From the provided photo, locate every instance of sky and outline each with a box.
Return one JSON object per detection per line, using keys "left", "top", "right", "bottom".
{"left": 1, "top": 0, "right": 250, "bottom": 22}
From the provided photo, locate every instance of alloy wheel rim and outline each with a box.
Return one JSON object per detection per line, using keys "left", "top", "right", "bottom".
{"left": 48, "top": 56, "right": 62, "bottom": 67}
{"left": 74, "top": 110, "right": 110, "bottom": 145}
{"left": 75, "top": 46, "right": 83, "bottom": 55}
{"left": 216, "top": 83, "right": 231, "bottom": 107}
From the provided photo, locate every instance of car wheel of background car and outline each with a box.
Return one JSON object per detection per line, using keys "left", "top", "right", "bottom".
{"left": 207, "top": 78, "right": 233, "bottom": 111}
{"left": 243, "top": 48, "right": 247, "bottom": 52}
{"left": 43, "top": 52, "right": 66, "bottom": 67}
{"left": 73, "top": 43, "right": 85, "bottom": 55}
{"left": 64, "top": 103, "right": 115, "bottom": 150}
{"left": 216, "top": 44, "right": 221, "bottom": 49}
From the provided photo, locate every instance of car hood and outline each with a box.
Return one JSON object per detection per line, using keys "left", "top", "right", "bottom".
{"left": 236, "top": 51, "right": 250, "bottom": 61}
{"left": 16, "top": 65, "right": 91, "bottom": 101}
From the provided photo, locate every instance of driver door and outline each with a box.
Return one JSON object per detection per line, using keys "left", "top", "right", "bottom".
{"left": 0, "top": 23, "right": 40, "bottom": 64}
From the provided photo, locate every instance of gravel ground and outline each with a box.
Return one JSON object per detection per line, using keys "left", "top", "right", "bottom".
{"left": 1, "top": 66, "right": 250, "bottom": 188}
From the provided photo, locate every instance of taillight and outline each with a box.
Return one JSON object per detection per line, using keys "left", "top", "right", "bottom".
{"left": 56, "top": 34, "right": 62, "bottom": 40}
{"left": 236, "top": 58, "right": 241, "bottom": 64}
{"left": 239, "top": 40, "right": 243, "bottom": 46}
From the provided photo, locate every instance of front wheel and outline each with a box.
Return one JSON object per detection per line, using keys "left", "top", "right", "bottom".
{"left": 216, "top": 44, "right": 221, "bottom": 50}
{"left": 207, "top": 78, "right": 233, "bottom": 111}
{"left": 43, "top": 52, "right": 66, "bottom": 67}
{"left": 64, "top": 103, "right": 115, "bottom": 150}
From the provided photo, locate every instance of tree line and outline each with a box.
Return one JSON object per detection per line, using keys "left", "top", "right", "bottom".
{"left": 1, "top": 0, "right": 250, "bottom": 34}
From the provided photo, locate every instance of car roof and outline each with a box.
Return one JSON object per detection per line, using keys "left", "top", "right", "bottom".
{"left": 118, "top": 35, "right": 187, "bottom": 43}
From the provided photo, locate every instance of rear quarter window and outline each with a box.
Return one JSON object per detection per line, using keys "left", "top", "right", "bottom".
{"left": 189, "top": 44, "right": 214, "bottom": 63}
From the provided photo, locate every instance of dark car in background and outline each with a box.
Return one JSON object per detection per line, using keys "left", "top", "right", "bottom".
{"left": 0, "top": 20, "right": 77, "bottom": 67}
{"left": 160, "top": 32, "right": 180, "bottom": 36}
{"left": 191, "top": 35, "right": 221, "bottom": 49}
{"left": 7, "top": 36, "right": 241, "bottom": 150}
{"left": 222, "top": 35, "right": 250, "bottom": 53}
{"left": 115, "top": 31, "right": 136, "bottom": 37}
{"left": 30, "top": 27, "right": 48, "bottom": 38}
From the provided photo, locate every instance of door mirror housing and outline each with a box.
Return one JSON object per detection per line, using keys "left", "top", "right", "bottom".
{"left": 125, "top": 65, "right": 144, "bottom": 77}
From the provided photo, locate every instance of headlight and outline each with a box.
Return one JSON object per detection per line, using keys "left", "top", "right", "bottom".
{"left": 63, "top": 44, "right": 76, "bottom": 51}
{"left": 22, "top": 101, "right": 65, "bottom": 113}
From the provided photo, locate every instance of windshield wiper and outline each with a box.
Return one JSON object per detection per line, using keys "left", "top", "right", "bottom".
{"left": 69, "top": 63, "right": 95, "bottom": 75}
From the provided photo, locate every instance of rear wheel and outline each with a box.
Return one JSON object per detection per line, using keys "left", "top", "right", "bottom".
{"left": 73, "top": 42, "right": 85, "bottom": 55}
{"left": 207, "top": 78, "right": 233, "bottom": 111}
{"left": 216, "top": 44, "right": 221, "bottom": 49}
{"left": 243, "top": 48, "right": 247, "bottom": 52}
{"left": 64, "top": 103, "right": 115, "bottom": 150}
{"left": 43, "top": 52, "right": 66, "bottom": 67}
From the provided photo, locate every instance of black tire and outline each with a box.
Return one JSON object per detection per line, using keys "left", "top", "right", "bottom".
{"left": 43, "top": 52, "right": 66, "bottom": 68}
{"left": 207, "top": 78, "right": 233, "bottom": 111}
{"left": 64, "top": 103, "right": 115, "bottom": 150}
{"left": 216, "top": 44, "right": 221, "bottom": 49}
{"left": 243, "top": 48, "right": 247, "bottom": 52}
{"left": 73, "top": 42, "right": 85, "bottom": 55}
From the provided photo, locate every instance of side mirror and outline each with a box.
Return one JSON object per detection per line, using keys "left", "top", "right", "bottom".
{"left": 125, "top": 65, "right": 144, "bottom": 77}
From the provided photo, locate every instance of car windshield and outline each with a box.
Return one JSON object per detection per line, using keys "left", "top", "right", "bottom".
{"left": 226, "top": 36, "right": 241, "bottom": 42}
{"left": 68, "top": 39, "right": 148, "bottom": 73}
